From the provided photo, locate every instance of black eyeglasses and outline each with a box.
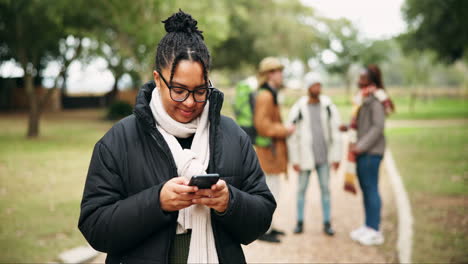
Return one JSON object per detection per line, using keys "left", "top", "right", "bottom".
{"left": 158, "top": 71, "right": 214, "bottom": 103}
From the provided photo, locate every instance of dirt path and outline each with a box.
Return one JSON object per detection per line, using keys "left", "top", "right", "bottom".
{"left": 240, "top": 162, "right": 393, "bottom": 263}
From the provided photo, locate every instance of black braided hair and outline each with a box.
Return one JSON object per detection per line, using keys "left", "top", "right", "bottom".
{"left": 155, "top": 9, "right": 211, "bottom": 87}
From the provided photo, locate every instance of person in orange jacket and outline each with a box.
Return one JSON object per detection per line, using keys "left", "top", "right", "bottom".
{"left": 254, "top": 57, "right": 295, "bottom": 243}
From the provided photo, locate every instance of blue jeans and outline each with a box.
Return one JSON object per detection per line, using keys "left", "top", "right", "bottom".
{"left": 357, "top": 154, "right": 383, "bottom": 231}
{"left": 296, "top": 164, "right": 331, "bottom": 224}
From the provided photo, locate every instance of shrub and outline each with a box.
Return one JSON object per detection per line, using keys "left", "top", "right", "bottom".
{"left": 107, "top": 100, "right": 133, "bottom": 120}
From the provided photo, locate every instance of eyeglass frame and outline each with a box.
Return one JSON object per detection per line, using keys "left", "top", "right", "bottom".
{"left": 157, "top": 71, "right": 214, "bottom": 103}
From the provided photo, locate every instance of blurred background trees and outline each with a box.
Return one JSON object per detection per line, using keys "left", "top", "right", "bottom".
{"left": 0, "top": 0, "right": 467, "bottom": 137}
{"left": 400, "top": 0, "right": 468, "bottom": 63}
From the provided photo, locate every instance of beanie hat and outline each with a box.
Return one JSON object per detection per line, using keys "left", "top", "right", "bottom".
{"left": 304, "top": 72, "right": 322, "bottom": 88}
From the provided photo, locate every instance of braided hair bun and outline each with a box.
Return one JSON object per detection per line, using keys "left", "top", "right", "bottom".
{"left": 163, "top": 9, "right": 204, "bottom": 39}
{"left": 155, "top": 10, "right": 211, "bottom": 83}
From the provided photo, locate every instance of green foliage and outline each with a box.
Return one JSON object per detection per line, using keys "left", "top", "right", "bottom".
{"left": 0, "top": 0, "right": 98, "bottom": 71}
{"left": 0, "top": 0, "right": 59, "bottom": 69}
{"left": 83, "top": 1, "right": 230, "bottom": 84}
{"left": 364, "top": 38, "right": 468, "bottom": 88}
{"left": 107, "top": 100, "right": 133, "bottom": 120}
{"left": 211, "top": 0, "right": 318, "bottom": 70}
{"left": 67, "top": 0, "right": 322, "bottom": 81}
{"left": 401, "top": 0, "right": 468, "bottom": 63}
{"left": 314, "top": 18, "right": 390, "bottom": 94}
{"left": 359, "top": 39, "right": 393, "bottom": 67}
{"left": 317, "top": 18, "right": 364, "bottom": 76}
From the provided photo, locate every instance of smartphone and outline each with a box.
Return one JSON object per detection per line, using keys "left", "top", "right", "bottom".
{"left": 188, "top": 173, "right": 220, "bottom": 189}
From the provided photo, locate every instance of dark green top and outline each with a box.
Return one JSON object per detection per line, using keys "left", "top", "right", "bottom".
{"left": 169, "top": 230, "right": 192, "bottom": 264}
{"left": 176, "top": 134, "right": 194, "bottom": 149}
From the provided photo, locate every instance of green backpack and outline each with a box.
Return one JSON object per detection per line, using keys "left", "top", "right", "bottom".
{"left": 233, "top": 81, "right": 271, "bottom": 147}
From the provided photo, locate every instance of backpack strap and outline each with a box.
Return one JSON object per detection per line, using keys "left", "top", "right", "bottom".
{"left": 325, "top": 104, "right": 333, "bottom": 144}
{"left": 326, "top": 104, "right": 332, "bottom": 119}
{"left": 292, "top": 110, "right": 303, "bottom": 124}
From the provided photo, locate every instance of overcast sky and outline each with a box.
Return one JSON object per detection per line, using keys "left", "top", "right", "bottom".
{"left": 302, "top": 0, "right": 407, "bottom": 39}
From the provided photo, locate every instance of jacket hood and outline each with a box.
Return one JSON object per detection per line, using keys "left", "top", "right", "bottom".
{"left": 133, "top": 80, "right": 224, "bottom": 130}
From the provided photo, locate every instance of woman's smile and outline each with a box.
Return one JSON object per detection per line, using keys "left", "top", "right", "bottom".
{"left": 177, "top": 107, "right": 195, "bottom": 118}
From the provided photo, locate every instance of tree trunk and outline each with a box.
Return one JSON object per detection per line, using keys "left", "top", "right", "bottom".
{"left": 344, "top": 74, "right": 352, "bottom": 105}
{"left": 39, "top": 87, "right": 58, "bottom": 115}
{"left": 17, "top": 19, "right": 40, "bottom": 138}
{"left": 25, "top": 72, "right": 40, "bottom": 138}
{"left": 62, "top": 73, "right": 68, "bottom": 95}
{"left": 112, "top": 75, "right": 119, "bottom": 95}
{"left": 409, "top": 86, "right": 417, "bottom": 113}
{"left": 106, "top": 73, "right": 121, "bottom": 105}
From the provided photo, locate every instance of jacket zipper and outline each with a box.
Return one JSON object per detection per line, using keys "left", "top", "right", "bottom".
{"left": 142, "top": 91, "right": 222, "bottom": 262}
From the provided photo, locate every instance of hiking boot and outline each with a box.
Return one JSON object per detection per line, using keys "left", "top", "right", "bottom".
{"left": 258, "top": 232, "right": 281, "bottom": 243}
{"left": 293, "top": 221, "right": 303, "bottom": 234}
{"left": 270, "top": 228, "right": 286, "bottom": 236}
{"left": 323, "top": 222, "right": 335, "bottom": 236}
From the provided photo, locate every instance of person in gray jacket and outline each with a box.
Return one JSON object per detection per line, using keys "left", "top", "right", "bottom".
{"left": 287, "top": 73, "right": 342, "bottom": 235}
{"left": 349, "top": 65, "right": 394, "bottom": 246}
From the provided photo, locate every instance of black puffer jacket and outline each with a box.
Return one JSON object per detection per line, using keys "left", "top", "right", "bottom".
{"left": 78, "top": 81, "right": 276, "bottom": 264}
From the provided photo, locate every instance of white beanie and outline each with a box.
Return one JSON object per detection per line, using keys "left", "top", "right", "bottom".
{"left": 304, "top": 72, "right": 322, "bottom": 88}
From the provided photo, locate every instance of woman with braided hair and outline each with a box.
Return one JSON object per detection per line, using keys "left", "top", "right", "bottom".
{"left": 78, "top": 10, "right": 275, "bottom": 264}
{"left": 346, "top": 64, "right": 394, "bottom": 246}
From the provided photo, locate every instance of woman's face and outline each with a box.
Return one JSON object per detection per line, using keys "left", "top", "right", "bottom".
{"left": 154, "top": 60, "right": 207, "bottom": 123}
{"left": 358, "top": 72, "right": 371, "bottom": 89}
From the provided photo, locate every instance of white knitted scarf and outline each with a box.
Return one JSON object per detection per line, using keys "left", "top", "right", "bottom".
{"left": 149, "top": 87, "right": 218, "bottom": 263}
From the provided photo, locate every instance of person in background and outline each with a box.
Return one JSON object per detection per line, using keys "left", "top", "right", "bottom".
{"left": 287, "top": 72, "right": 342, "bottom": 236}
{"left": 254, "top": 57, "right": 295, "bottom": 243}
{"left": 348, "top": 64, "right": 394, "bottom": 246}
{"left": 78, "top": 10, "right": 275, "bottom": 263}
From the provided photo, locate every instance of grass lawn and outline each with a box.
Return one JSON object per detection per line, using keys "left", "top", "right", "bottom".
{"left": 330, "top": 94, "right": 468, "bottom": 122}
{"left": 389, "top": 96, "right": 468, "bottom": 120}
{"left": 0, "top": 110, "right": 113, "bottom": 263}
{"left": 219, "top": 87, "right": 468, "bottom": 122}
{"left": 387, "top": 122, "right": 468, "bottom": 263}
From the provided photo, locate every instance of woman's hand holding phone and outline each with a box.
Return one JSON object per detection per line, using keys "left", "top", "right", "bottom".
{"left": 160, "top": 177, "right": 201, "bottom": 212}
{"left": 192, "top": 180, "right": 229, "bottom": 213}
{"left": 160, "top": 175, "right": 229, "bottom": 213}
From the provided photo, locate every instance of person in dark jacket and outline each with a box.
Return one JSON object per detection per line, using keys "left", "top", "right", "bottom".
{"left": 78, "top": 10, "right": 276, "bottom": 264}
